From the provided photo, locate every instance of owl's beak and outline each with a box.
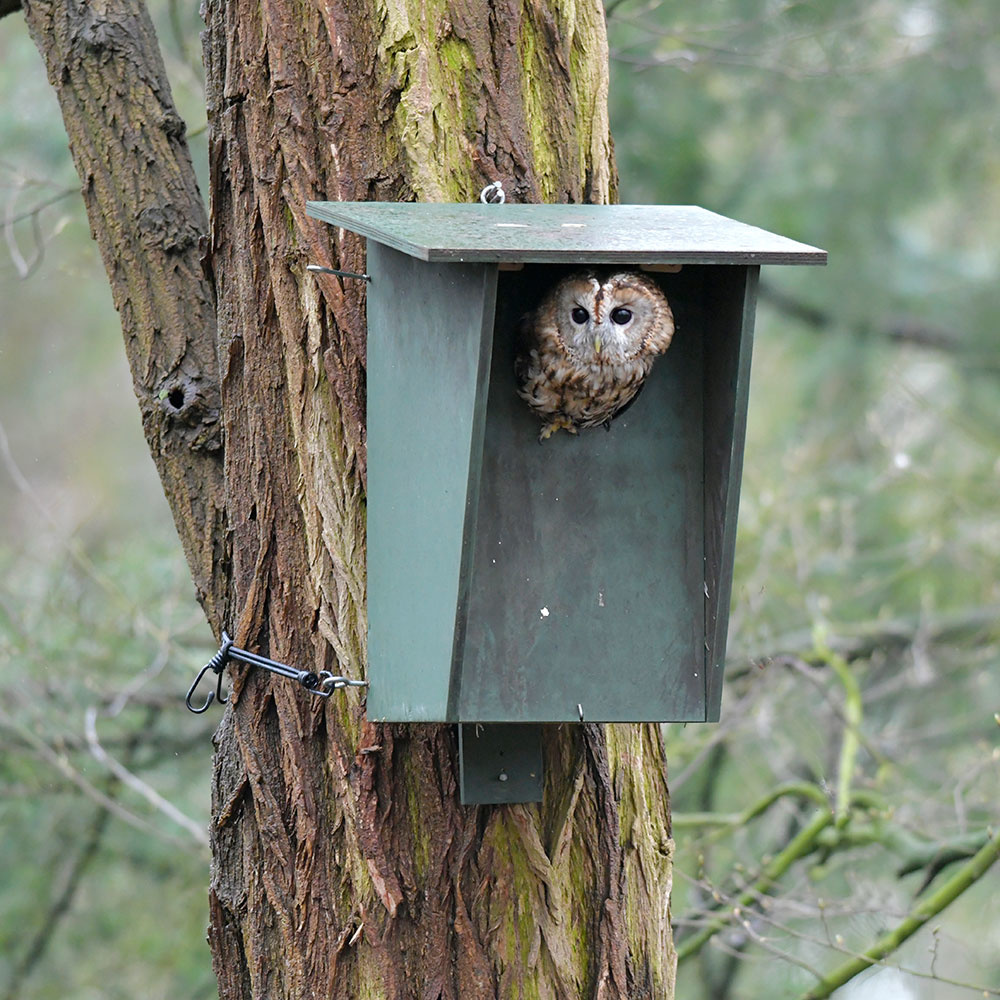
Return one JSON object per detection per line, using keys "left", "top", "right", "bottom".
{"left": 593, "top": 336, "right": 602, "bottom": 355}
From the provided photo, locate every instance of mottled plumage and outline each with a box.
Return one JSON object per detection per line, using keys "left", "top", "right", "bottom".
{"left": 515, "top": 270, "right": 675, "bottom": 440}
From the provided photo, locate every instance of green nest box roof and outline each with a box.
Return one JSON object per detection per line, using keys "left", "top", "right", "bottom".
{"left": 306, "top": 202, "right": 826, "bottom": 265}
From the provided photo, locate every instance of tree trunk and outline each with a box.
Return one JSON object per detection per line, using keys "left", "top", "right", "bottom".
{"left": 21, "top": 0, "right": 228, "bottom": 621}
{"left": 23, "top": 0, "right": 675, "bottom": 996}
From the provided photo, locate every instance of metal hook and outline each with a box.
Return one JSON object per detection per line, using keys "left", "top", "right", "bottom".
{"left": 185, "top": 634, "right": 233, "bottom": 713}
{"left": 213, "top": 666, "right": 229, "bottom": 707}
{"left": 186, "top": 661, "right": 220, "bottom": 713}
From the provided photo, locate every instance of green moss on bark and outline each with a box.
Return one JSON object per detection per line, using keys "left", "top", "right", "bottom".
{"left": 371, "top": 0, "right": 613, "bottom": 204}
{"left": 608, "top": 724, "right": 677, "bottom": 995}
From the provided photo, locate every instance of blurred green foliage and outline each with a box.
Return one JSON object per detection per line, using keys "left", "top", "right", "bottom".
{"left": 0, "top": 535, "right": 217, "bottom": 999}
{"left": 0, "top": 0, "right": 998, "bottom": 998}
{"left": 0, "top": 3, "right": 216, "bottom": 998}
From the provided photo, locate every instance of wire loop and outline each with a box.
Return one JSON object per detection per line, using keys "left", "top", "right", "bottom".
{"left": 479, "top": 181, "right": 506, "bottom": 204}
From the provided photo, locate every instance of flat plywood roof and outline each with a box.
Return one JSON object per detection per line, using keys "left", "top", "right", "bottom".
{"left": 306, "top": 202, "right": 826, "bottom": 265}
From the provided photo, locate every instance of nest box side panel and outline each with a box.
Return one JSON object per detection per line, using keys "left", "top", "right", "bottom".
{"left": 704, "top": 265, "right": 759, "bottom": 721}
{"left": 365, "top": 243, "right": 497, "bottom": 721}
{"left": 454, "top": 266, "right": 706, "bottom": 723}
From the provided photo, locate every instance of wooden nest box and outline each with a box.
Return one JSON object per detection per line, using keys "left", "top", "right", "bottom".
{"left": 307, "top": 201, "right": 824, "bottom": 802}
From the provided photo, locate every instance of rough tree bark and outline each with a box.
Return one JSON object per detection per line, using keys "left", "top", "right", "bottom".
{"left": 20, "top": 0, "right": 228, "bottom": 621}
{"left": 22, "top": 0, "right": 676, "bottom": 996}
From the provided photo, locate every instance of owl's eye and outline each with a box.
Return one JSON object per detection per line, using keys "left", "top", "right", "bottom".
{"left": 610, "top": 307, "right": 633, "bottom": 326}
{"left": 571, "top": 306, "right": 589, "bottom": 325}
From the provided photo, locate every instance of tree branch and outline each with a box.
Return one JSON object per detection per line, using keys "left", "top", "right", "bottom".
{"left": 801, "top": 829, "right": 1000, "bottom": 999}
{"left": 810, "top": 632, "right": 862, "bottom": 826}
{"left": 676, "top": 808, "right": 836, "bottom": 962}
{"left": 85, "top": 705, "right": 209, "bottom": 846}
{"left": 0, "top": 0, "right": 21, "bottom": 20}
{"left": 759, "top": 282, "right": 962, "bottom": 353}
{"left": 20, "top": 0, "right": 227, "bottom": 623}
{"left": 1, "top": 715, "right": 145, "bottom": 1000}
{"left": 672, "top": 780, "right": 830, "bottom": 829}
{"left": 733, "top": 606, "right": 1000, "bottom": 676}
{"left": 1, "top": 798, "right": 113, "bottom": 1000}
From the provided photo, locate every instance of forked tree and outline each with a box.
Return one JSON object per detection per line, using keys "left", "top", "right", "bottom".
{"left": 17, "top": 0, "right": 675, "bottom": 995}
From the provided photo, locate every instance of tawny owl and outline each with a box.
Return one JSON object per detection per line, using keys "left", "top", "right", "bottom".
{"left": 515, "top": 270, "right": 675, "bottom": 441}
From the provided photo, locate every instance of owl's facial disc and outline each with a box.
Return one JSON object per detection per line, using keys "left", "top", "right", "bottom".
{"left": 587, "top": 297, "right": 638, "bottom": 360}
{"left": 556, "top": 274, "right": 660, "bottom": 362}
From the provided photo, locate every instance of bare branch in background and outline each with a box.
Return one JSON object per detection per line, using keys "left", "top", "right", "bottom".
{"left": 733, "top": 607, "right": 1000, "bottom": 674}
{"left": 0, "top": 701, "right": 203, "bottom": 852}
{"left": 801, "top": 831, "right": 1000, "bottom": 999}
{"left": 758, "top": 283, "right": 964, "bottom": 353}
{"left": 2, "top": 185, "right": 72, "bottom": 279}
{"left": 3, "top": 187, "right": 76, "bottom": 226}
{"left": 84, "top": 702, "right": 209, "bottom": 846}
{"left": 1, "top": 789, "right": 115, "bottom": 1000}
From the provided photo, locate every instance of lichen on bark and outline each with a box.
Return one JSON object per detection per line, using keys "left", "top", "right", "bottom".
{"left": 373, "top": 0, "right": 615, "bottom": 203}
{"left": 21, "top": 0, "right": 227, "bottom": 620}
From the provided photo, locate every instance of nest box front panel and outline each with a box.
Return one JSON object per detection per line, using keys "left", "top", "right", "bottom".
{"left": 365, "top": 244, "right": 497, "bottom": 722}
{"left": 364, "top": 254, "right": 755, "bottom": 725}
{"left": 454, "top": 266, "right": 706, "bottom": 723}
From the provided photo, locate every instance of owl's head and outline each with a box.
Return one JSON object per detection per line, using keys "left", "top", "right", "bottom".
{"left": 547, "top": 270, "right": 674, "bottom": 363}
